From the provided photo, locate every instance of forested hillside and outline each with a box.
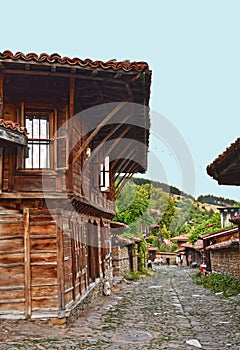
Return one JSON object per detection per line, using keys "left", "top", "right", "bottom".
{"left": 113, "top": 178, "right": 237, "bottom": 250}
{"left": 197, "top": 194, "right": 238, "bottom": 207}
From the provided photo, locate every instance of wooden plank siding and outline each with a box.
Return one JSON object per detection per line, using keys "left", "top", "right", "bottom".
{"left": 0, "top": 209, "right": 25, "bottom": 318}
{"left": 28, "top": 210, "right": 58, "bottom": 317}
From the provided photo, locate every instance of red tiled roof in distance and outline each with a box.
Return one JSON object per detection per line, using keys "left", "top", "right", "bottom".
{"left": 171, "top": 233, "right": 190, "bottom": 242}
{"left": 206, "top": 238, "right": 239, "bottom": 251}
{"left": 200, "top": 226, "right": 238, "bottom": 239}
{"left": 194, "top": 239, "right": 204, "bottom": 250}
{"left": 0, "top": 50, "right": 151, "bottom": 75}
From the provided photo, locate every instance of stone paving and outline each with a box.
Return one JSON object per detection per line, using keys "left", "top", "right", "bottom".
{"left": 0, "top": 266, "right": 239, "bottom": 349}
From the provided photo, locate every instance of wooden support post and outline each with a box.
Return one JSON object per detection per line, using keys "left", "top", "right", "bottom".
{"left": 21, "top": 102, "right": 25, "bottom": 127}
{"left": 238, "top": 224, "right": 240, "bottom": 253}
{"left": 0, "top": 148, "right": 3, "bottom": 193}
{"left": 69, "top": 78, "right": 75, "bottom": 118}
{"left": 0, "top": 73, "right": 3, "bottom": 118}
{"left": 56, "top": 211, "right": 65, "bottom": 315}
{"left": 24, "top": 208, "right": 31, "bottom": 318}
{"left": 70, "top": 218, "right": 76, "bottom": 301}
{"left": 8, "top": 148, "right": 15, "bottom": 192}
{"left": 68, "top": 79, "right": 75, "bottom": 192}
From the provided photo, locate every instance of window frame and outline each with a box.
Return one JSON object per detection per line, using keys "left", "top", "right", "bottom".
{"left": 24, "top": 111, "right": 52, "bottom": 169}
{"left": 17, "top": 103, "right": 69, "bottom": 172}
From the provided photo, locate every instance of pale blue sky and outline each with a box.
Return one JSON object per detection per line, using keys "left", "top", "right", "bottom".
{"left": 1, "top": 0, "right": 240, "bottom": 200}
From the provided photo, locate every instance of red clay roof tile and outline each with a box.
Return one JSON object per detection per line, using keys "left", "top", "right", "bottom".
{"left": 0, "top": 119, "right": 27, "bottom": 135}
{"left": 0, "top": 50, "right": 151, "bottom": 74}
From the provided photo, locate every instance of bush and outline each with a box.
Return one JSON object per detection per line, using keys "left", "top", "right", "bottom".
{"left": 194, "top": 272, "right": 240, "bottom": 297}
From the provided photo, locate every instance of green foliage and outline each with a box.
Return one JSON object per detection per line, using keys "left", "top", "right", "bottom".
{"left": 160, "top": 223, "right": 170, "bottom": 240}
{"left": 113, "top": 178, "right": 230, "bottom": 250}
{"left": 194, "top": 272, "right": 240, "bottom": 297}
{"left": 157, "top": 245, "right": 169, "bottom": 252}
{"left": 124, "top": 271, "right": 141, "bottom": 281}
{"left": 146, "top": 234, "right": 158, "bottom": 246}
{"left": 188, "top": 213, "right": 221, "bottom": 243}
{"left": 159, "top": 196, "right": 176, "bottom": 232}
{"left": 133, "top": 177, "right": 194, "bottom": 200}
{"left": 171, "top": 243, "right": 178, "bottom": 252}
{"left": 114, "top": 183, "right": 152, "bottom": 226}
{"left": 137, "top": 240, "right": 147, "bottom": 272}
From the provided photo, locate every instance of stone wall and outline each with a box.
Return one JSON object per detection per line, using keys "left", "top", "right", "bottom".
{"left": 156, "top": 252, "right": 176, "bottom": 265}
{"left": 112, "top": 246, "right": 130, "bottom": 276}
{"left": 132, "top": 246, "right": 138, "bottom": 272}
{"left": 210, "top": 249, "right": 240, "bottom": 278}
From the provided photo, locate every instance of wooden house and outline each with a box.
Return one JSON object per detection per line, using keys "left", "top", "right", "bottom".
{"left": 0, "top": 50, "right": 151, "bottom": 320}
{"left": 171, "top": 234, "right": 202, "bottom": 266}
{"left": 201, "top": 226, "right": 239, "bottom": 277}
{"left": 206, "top": 138, "right": 240, "bottom": 277}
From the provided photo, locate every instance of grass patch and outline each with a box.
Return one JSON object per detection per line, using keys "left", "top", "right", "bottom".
{"left": 124, "top": 270, "right": 141, "bottom": 281}
{"left": 194, "top": 271, "right": 240, "bottom": 297}
{"left": 124, "top": 268, "right": 154, "bottom": 281}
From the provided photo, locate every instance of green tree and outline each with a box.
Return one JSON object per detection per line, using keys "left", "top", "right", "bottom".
{"left": 188, "top": 213, "right": 221, "bottom": 243}
{"left": 114, "top": 183, "right": 152, "bottom": 226}
{"left": 159, "top": 196, "right": 176, "bottom": 232}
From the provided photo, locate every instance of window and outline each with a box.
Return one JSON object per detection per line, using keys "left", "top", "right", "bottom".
{"left": 100, "top": 156, "right": 110, "bottom": 192}
{"left": 25, "top": 113, "right": 50, "bottom": 169}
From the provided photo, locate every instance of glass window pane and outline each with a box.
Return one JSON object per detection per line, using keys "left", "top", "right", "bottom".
{"left": 32, "top": 143, "right": 39, "bottom": 168}
{"left": 33, "top": 117, "right": 40, "bottom": 138}
{"left": 40, "top": 119, "right": 47, "bottom": 139}
{"left": 26, "top": 118, "right": 33, "bottom": 138}
{"left": 25, "top": 144, "right": 33, "bottom": 168}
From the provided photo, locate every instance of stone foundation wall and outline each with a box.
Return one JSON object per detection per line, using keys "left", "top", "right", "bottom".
{"left": 210, "top": 249, "right": 240, "bottom": 278}
{"left": 112, "top": 246, "right": 130, "bottom": 276}
{"left": 66, "top": 268, "right": 113, "bottom": 326}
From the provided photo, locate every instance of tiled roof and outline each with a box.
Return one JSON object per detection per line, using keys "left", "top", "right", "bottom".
{"left": 0, "top": 50, "right": 151, "bottom": 74}
{"left": 0, "top": 119, "right": 27, "bottom": 135}
{"left": 200, "top": 226, "right": 238, "bottom": 239}
{"left": 194, "top": 239, "right": 204, "bottom": 250}
{"left": 171, "top": 233, "right": 190, "bottom": 242}
{"left": 181, "top": 242, "right": 194, "bottom": 249}
{"left": 206, "top": 238, "right": 239, "bottom": 251}
{"left": 207, "top": 138, "right": 240, "bottom": 177}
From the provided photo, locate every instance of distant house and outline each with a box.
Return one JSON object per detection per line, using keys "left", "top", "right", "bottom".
{"left": 201, "top": 226, "right": 239, "bottom": 277}
{"left": 171, "top": 234, "right": 202, "bottom": 266}
{"left": 171, "top": 233, "right": 190, "bottom": 250}
{"left": 0, "top": 50, "right": 151, "bottom": 320}
{"left": 207, "top": 138, "right": 240, "bottom": 277}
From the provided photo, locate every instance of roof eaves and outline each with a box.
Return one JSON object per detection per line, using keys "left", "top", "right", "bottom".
{"left": 0, "top": 50, "right": 152, "bottom": 75}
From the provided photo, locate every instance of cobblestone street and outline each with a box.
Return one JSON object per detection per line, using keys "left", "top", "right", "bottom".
{"left": 0, "top": 267, "right": 239, "bottom": 349}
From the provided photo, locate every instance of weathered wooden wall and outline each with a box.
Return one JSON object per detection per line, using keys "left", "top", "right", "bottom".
{"left": 0, "top": 208, "right": 58, "bottom": 318}
{"left": 0, "top": 208, "right": 25, "bottom": 318}
{"left": 0, "top": 204, "right": 111, "bottom": 319}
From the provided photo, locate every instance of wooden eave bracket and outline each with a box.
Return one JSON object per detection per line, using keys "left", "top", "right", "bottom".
{"left": 0, "top": 127, "right": 27, "bottom": 146}
{"left": 72, "top": 100, "right": 129, "bottom": 164}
